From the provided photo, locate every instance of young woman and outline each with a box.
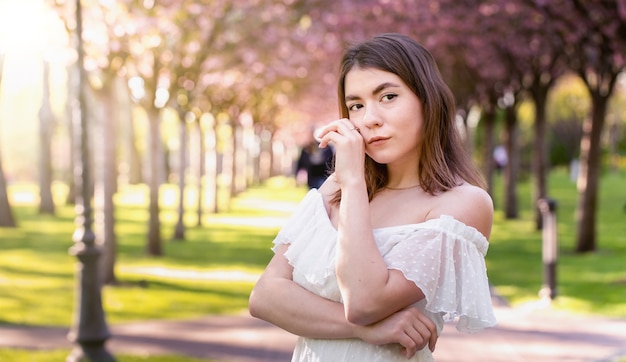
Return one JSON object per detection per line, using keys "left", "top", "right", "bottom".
{"left": 249, "top": 33, "right": 496, "bottom": 361}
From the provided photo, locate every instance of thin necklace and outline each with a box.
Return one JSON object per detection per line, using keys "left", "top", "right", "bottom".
{"left": 384, "top": 184, "right": 421, "bottom": 191}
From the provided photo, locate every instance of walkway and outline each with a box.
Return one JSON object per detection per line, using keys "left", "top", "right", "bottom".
{"left": 1, "top": 302, "right": 625, "bottom": 362}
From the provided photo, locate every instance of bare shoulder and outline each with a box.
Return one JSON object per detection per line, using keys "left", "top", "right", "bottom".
{"left": 428, "top": 183, "right": 494, "bottom": 239}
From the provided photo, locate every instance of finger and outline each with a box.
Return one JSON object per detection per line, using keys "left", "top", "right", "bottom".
{"left": 315, "top": 125, "right": 337, "bottom": 148}
{"left": 313, "top": 128, "right": 324, "bottom": 143}
{"left": 396, "top": 333, "right": 417, "bottom": 359}
{"left": 412, "top": 320, "right": 436, "bottom": 352}
{"left": 415, "top": 313, "right": 438, "bottom": 352}
{"left": 405, "top": 323, "right": 428, "bottom": 351}
{"left": 318, "top": 123, "right": 362, "bottom": 149}
{"left": 339, "top": 119, "right": 360, "bottom": 133}
{"left": 317, "top": 129, "right": 339, "bottom": 148}
{"left": 314, "top": 120, "right": 348, "bottom": 147}
{"left": 427, "top": 325, "right": 437, "bottom": 352}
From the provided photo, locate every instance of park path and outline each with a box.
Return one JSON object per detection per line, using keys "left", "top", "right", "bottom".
{"left": 1, "top": 301, "right": 626, "bottom": 362}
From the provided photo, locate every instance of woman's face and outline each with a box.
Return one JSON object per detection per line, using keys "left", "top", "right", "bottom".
{"left": 344, "top": 66, "right": 424, "bottom": 167}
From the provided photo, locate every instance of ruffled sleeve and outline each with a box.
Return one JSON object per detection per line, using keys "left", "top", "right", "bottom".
{"left": 270, "top": 190, "right": 339, "bottom": 293}
{"left": 272, "top": 189, "right": 322, "bottom": 249}
{"left": 379, "top": 215, "right": 497, "bottom": 333}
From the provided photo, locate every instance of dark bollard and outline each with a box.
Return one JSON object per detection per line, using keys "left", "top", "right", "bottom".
{"left": 537, "top": 198, "right": 558, "bottom": 301}
{"left": 67, "top": 229, "right": 115, "bottom": 362}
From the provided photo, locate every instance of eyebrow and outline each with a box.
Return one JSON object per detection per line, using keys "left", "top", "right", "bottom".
{"left": 345, "top": 82, "right": 402, "bottom": 102}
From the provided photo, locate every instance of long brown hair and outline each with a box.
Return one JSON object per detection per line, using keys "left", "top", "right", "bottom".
{"left": 332, "top": 33, "right": 485, "bottom": 204}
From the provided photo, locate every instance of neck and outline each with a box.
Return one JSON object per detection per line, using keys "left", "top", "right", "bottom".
{"left": 384, "top": 183, "right": 421, "bottom": 191}
{"left": 384, "top": 156, "right": 420, "bottom": 190}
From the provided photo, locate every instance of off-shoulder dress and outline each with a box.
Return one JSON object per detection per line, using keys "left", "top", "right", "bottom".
{"left": 272, "top": 189, "right": 497, "bottom": 362}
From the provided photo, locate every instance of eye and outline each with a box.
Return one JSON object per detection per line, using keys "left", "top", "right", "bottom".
{"left": 348, "top": 103, "right": 363, "bottom": 112}
{"left": 381, "top": 93, "right": 397, "bottom": 102}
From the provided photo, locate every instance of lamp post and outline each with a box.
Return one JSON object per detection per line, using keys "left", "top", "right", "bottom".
{"left": 66, "top": 0, "right": 115, "bottom": 360}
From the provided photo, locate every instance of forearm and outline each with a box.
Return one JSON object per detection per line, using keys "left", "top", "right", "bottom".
{"left": 250, "top": 277, "right": 355, "bottom": 338}
{"left": 335, "top": 182, "right": 395, "bottom": 323}
{"left": 250, "top": 245, "right": 359, "bottom": 339}
{"left": 250, "top": 276, "right": 437, "bottom": 357}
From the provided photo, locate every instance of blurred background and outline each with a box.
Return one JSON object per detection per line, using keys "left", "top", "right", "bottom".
{"left": 0, "top": 0, "right": 625, "bottom": 235}
{"left": 0, "top": 0, "right": 624, "bottom": 360}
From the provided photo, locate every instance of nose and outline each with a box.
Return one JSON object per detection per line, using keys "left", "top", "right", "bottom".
{"left": 361, "top": 104, "right": 383, "bottom": 129}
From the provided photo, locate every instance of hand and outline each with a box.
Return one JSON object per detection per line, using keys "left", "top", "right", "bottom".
{"left": 314, "top": 119, "right": 365, "bottom": 188}
{"left": 353, "top": 306, "right": 438, "bottom": 359}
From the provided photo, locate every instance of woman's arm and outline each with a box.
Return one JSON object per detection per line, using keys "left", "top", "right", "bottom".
{"left": 249, "top": 244, "right": 353, "bottom": 338}
{"left": 335, "top": 181, "right": 426, "bottom": 325}
{"left": 315, "top": 120, "right": 427, "bottom": 326}
{"left": 248, "top": 244, "right": 437, "bottom": 356}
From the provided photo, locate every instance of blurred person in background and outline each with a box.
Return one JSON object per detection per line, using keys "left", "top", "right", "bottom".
{"left": 295, "top": 134, "right": 335, "bottom": 189}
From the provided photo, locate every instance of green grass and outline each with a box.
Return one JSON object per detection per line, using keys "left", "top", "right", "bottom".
{"left": 0, "top": 176, "right": 307, "bottom": 327}
{"left": 0, "top": 170, "right": 625, "bottom": 342}
{"left": 487, "top": 168, "right": 626, "bottom": 316}
{"left": 0, "top": 349, "right": 212, "bottom": 362}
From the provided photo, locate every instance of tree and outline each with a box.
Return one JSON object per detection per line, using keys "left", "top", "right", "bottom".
{"left": 427, "top": 0, "right": 524, "bottom": 215}
{"left": 163, "top": 1, "right": 239, "bottom": 239}
{"left": 123, "top": 1, "right": 173, "bottom": 256}
{"left": 64, "top": 61, "right": 78, "bottom": 205}
{"left": 495, "top": 0, "right": 568, "bottom": 228}
{"left": 93, "top": 75, "right": 122, "bottom": 285}
{"left": 533, "top": 0, "right": 626, "bottom": 252}
{"left": 0, "top": 153, "right": 14, "bottom": 227}
{"left": 38, "top": 60, "right": 57, "bottom": 215}
{"left": 53, "top": 0, "right": 135, "bottom": 279}
{"left": 0, "top": 53, "right": 16, "bottom": 228}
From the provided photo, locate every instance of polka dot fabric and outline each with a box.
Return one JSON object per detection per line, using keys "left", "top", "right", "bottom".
{"left": 272, "top": 190, "right": 496, "bottom": 361}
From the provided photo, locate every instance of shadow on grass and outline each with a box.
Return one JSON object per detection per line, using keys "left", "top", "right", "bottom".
{"left": 0, "top": 264, "right": 74, "bottom": 279}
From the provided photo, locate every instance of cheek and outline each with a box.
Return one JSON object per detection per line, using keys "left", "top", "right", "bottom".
{"left": 408, "top": 116, "right": 423, "bottom": 136}
{"left": 409, "top": 119, "right": 425, "bottom": 150}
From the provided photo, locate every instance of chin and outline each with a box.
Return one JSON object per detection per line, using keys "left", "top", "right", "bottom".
{"left": 368, "top": 154, "right": 392, "bottom": 165}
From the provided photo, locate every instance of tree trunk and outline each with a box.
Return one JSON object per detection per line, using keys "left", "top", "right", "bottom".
{"left": 243, "top": 122, "right": 256, "bottom": 187}
{"left": 38, "top": 61, "right": 56, "bottom": 215}
{"left": 0, "top": 54, "right": 16, "bottom": 227}
{"left": 481, "top": 106, "right": 496, "bottom": 198}
{"left": 229, "top": 121, "right": 238, "bottom": 200}
{"left": 250, "top": 127, "right": 261, "bottom": 185}
{"left": 195, "top": 120, "right": 205, "bottom": 226}
{"left": 271, "top": 138, "right": 287, "bottom": 177}
{"left": 259, "top": 129, "right": 273, "bottom": 181}
{"left": 575, "top": 94, "right": 609, "bottom": 252}
{"left": 126, "top": 116, "right": 143, "bottom": 185}
{"left": 532, "top": 86, "right": 549, "bottom": 230}
{"left": 0, "top": 154, "right": 16, "bottom": 227}
{"left": 503, "top": 105, "right": 519, "bottom": 219}
{"left": 205, "top": 121, "right": 218, "bottom": 214}
{"left": 118, "top": 78, "right": 142, "bottom": 185}
{"left": 146, "top": 107, "right": 162, "bottom": 256}
{"left": 96, "top": 80, "right": 118, "bottom": 285}
{"left": 607, "top": 114, "right": 619, "bottom": 173}
{"left": 65, "top": 63, "right": 78, "bottom": 205}
{"left": 234, "top": 123, "right": 247, "bottom": 194}
{"left": 173, "top": 117, "right": 188, "bottom": 241}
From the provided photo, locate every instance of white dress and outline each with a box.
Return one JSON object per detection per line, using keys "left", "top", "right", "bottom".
{"left": 272, "top": 189, "right": 497, "bottom": 362}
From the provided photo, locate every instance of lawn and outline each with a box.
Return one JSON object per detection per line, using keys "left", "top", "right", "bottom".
{"left": 0, "top": 349, "right": 213, "bottom": 362}
{"left": 487, "top": 168, "right": 626, "bottom": 316}
{"left": 0, "top": 176, "right": 307, "bottom": 327}
{"left": 0, "top": 170, "right": 625, "bottom": 332}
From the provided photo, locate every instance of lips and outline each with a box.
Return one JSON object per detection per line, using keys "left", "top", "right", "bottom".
{"left": 367, "top": 136, "right": 390, "bottom": 145}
